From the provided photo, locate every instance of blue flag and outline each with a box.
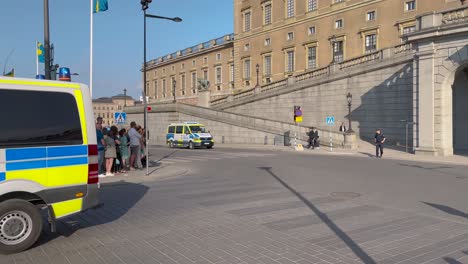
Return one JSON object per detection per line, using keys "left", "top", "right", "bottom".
{"left": 37, "top": 42, "right": 45, "bottom": 63}
{"left": 93, "top": 0, "right": 108, "bottom": 13}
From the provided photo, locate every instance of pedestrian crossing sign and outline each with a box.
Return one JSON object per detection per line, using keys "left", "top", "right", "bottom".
{"left": 114, "top": 112, "right": 127, "bottom": 125}
{"left": 326, "top": 116, "right": 335, "bottom": 126}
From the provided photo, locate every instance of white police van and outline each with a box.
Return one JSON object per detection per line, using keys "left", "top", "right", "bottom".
{"left": 166, "top": 122, "right": 214, "bottom": 149}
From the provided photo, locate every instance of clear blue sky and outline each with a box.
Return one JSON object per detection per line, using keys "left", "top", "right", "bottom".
{"left": 0, "top": 0, "right": 233, "bottom": 99}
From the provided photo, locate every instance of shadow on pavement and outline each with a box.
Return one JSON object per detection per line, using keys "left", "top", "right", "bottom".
{"left": 34, "top": 181, "right": 149, "bottom": 248}
{"left": 258, "top": 166, "right": 377, "bottom": 264}
{"left": 423, "top": 202, "right": 468, "bottom": 219}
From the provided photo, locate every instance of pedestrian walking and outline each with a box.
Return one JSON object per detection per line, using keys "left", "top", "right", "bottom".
{"left": 306, "top": 127, "right": 314, "bottom": 149}
{"left": 119, "top": 128, "right": 130, "bottom": 173}
{"left": 374, "top": 129, "right": 386, "bottom": 158}
{"left": 104, "top": 126, "right": 120, "bottom": 176}
{"left": 339, "top": 122, "right": 347, "bottom": 133}
{"left": 129, "top": 122, "right": 142, "bottom": 170}
{"left": 96, "top": 117, "right": 106, "bottom": 177}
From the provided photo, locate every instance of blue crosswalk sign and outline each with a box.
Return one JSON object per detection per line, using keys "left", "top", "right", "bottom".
{"left": 114, "top": 112, "right": 127, "bottom": 125}
{"left": 326, "top": 116, "right": 335, "bottom": 126}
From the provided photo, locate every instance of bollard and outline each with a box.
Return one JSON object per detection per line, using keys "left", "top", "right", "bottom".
{"left": 264, "top": 135, "right": 268, "bottom": 145}
{"left": 222, "top": 136, "right": 225, "bottom": 144}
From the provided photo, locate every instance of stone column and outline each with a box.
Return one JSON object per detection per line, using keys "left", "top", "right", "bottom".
{"left": 344, "top": 132, "right": 357, "bottom": 150}
{"left": 414, "top": 43, "right": 437, "bottom": 156}
{"left": 197, "top": 90, "right": 211, "bottom": 108}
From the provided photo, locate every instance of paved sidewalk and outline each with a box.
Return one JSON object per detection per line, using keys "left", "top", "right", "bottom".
{"left": 214, "top": 141, "right": 468, "bottom": 166}
{"left": 98, "top": 164, "right": 190, "bottom": 185}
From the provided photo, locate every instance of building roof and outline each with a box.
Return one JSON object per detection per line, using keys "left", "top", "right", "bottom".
{"left": 92, "top": 97, "right": 113, "bottom": 103}
{"left": 112, "top": 94, "right": 134, "bottom": 100}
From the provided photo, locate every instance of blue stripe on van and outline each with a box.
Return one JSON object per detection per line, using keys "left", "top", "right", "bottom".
{"left": 48, "top": 157, "right": 88, "bottom": 168}
{"left": 6, "top": 160, "right": 47, "bottom": 171}
{"left": 6, "top": 148, "right": 47, "bottom": 161}
{"left": 47, "top": 145, "right": 87, "bottom": 158}
{"left": 0, "top": 173, "right": 5, "bottom": 182}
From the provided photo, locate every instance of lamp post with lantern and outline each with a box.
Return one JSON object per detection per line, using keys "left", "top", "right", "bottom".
{"left": 346, "top": 92, "right": 354, "bottom": 133}
{"left": 255, "top": 63, "right": 260, "bottom": 87}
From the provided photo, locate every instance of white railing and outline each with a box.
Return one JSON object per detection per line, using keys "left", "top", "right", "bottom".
{"left": 394, "top": 43, "right": 413, "bottom": 54}
{"left": 261, "top": 79, "right": 287, "bottom": 93}
{"left": 295, "top": 67, "right": 329, "bottom": 82}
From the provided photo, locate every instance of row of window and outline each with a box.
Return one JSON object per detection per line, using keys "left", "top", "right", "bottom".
{"left": 243, "top": 0, "right": 416, "bottom": 32}
{"left": 154, "top": 51, "right": 233, "bottom": 77}
{"left": 151, "top": 65, "right": 235, "bottom": 98}
{"left": 93, "top": 105, "right": 126, "bottom": 111}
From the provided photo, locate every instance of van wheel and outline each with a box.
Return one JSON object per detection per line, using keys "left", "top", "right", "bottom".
{"left": 0, "top": 199, "right": 43, "bottom": 254}
{"left": 189, "top": 142, "right": 194, "bottom": 149}
{"left": 207, "top": 146, "right": 213, "bottom": 149}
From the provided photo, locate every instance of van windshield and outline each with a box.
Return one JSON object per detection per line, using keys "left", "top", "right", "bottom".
{"left": 190, "top": 126, "right": 206, "bottom": 133}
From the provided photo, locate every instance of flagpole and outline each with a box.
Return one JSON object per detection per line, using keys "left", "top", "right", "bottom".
{"left": 36, "top": 41, "right": 39, "bottom": 76}
{"left": 90, "top": 0, "right": 94, "bottom": 97}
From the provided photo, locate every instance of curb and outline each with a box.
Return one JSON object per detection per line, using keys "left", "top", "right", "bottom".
{"left": 98, "top": 164, "right": 190, "bottom": 185}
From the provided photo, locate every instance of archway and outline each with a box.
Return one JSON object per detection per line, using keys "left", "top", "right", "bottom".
{"left": 453, "top": 65, "right": 468, "bottom": 155}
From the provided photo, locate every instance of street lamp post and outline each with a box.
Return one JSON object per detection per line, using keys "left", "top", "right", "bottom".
{"left": 44, "top": 0, "right": 51, "bottom": 79}
{"left": 255, "top": 63, "right": 260, "bottom": 87}
{"left": 346, "top": 92, "right": 354, "bottom": 133}
{"left": 124, "top": 88, "right": 127, "bottom": 107}
{"left": 141, "top": 2, "right": 182, "bottom": 129}
{"left": 172, "top": 78, "right": 176, "bottom": 103}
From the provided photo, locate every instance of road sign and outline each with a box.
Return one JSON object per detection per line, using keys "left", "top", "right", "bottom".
{"left": 114, "top": 112, "right": 127, "bottom": 125}
{"left": 326, "top": 116, "right": 335, "bottom": 126}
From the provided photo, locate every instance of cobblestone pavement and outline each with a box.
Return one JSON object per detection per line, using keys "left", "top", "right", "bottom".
{"left": 2, "top": 148, "right": 468, "bottom": 264}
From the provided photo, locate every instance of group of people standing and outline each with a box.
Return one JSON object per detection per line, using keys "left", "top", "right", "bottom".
{"left": 96, "top": 117, "right": 147, "bottom": 177}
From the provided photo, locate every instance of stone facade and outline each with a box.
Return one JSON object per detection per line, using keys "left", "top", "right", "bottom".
{"left": 233, "top": 0, "right": 458, "bottom": 90}
{"left": 144, "top": 34, "right": 235, "bottom": 104}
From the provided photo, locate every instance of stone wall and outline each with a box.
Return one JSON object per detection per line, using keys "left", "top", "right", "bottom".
{"left": 222, "top": 57, "right": 415, "bottom": 146}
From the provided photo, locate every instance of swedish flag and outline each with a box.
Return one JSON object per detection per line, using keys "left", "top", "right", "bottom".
{"left": 4, "top": 69, "right": 14, "bottom": 77}
{"left": 37, "top": 42, "right": 45, "bottom": 63}
{"left": 93, "top": 0, "right": 108, "bottom": 13}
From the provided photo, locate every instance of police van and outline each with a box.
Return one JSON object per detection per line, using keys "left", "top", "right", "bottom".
{"left": 0, "top": 77, "right": 100, "bottom": 254}
{"left": 166, "top": 122, "right": 214, "bottom": 149}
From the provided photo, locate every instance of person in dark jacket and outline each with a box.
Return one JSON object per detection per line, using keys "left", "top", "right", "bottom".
{"left": 307, "top": 127, "right": 320, "bottom": 149}
{"left": 374, "top": 129, "right": 386, "bottom": 158}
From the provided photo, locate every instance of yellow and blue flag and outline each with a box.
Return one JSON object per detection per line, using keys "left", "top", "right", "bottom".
{"left": 3, "top": 69, "right": 14, "bottom": 77}
{"left": 93, "top": 0, "right": 108, "bottom": 13}
{"left": 37, "top": 42, "right": 45, "bottom": 63}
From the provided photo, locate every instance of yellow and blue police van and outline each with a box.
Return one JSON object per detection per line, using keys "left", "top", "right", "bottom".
{"left": 166, "top": 122, "right": 214, "bottom": 149}
{"left": 0, "top": 77, "right": 100, "bottom": 254}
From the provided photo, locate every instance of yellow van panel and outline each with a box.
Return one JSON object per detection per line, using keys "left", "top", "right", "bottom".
{"left": 0, "top": 79, "right": 80, "bottom": 88}
{"left": 52, "top": 198, "right": 83, "bottom": 219}
{"left": 6, "top": 169, "right": 48, "bottom": 186}
{"left": 47, "top": 165, "right": 88, "bottom": 187}
{"left": 74, "top": 90, "right": 88, "bottom": 145}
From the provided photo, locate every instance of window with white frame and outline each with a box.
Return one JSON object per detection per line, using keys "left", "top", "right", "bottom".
{"left": 287, "top": 32, "right": 294, "bottom": 41}
{"left": 287, "top": 0, "right": 294, "bottom": 18}
{"left": 264, "top": 55, "right": 272, "bottom": 76}
{"left": 244, "top": 43, "right": 250, "bottom": 51}
{"left": 162, "top": 79, "right": 166, "bottom": 97}
{"left": 154, "top": 80, "right": 158, "bottom": 99}
{"left": 192, "top": 60, "right": 196, "bottom": 66}
{"left": 405, "top": 0, "right": 415, "bottom": 11}
{"left": 333, "top": 41, "right": 344, "bottom": 62}
{"left": 308, "top": 26, "right": 316, "bottom": 35}
{"left": 171, "top": 65, "right": 175, "bottom": 71}
{"left": 335, "top": 0, "right": 344, "bottom": 3}
{"left": 162, "top": 68, "right": 166, "bottom": 74}
{"left": 244, "top": 11, "right": 251, "bottom": 32}
{"left": 308, "top": 46, "right": 317, "bottom": 70}
{"left": 181, "top": 74, "right": 186, "bottom": 95}
{"left": 204, "top": 57, "right": 208, "bottom": 64}
{"left": 335, "top": 19, "right": 343, "bottom": 29}
{"left": 215, "top": 67, "right": 222, "bottom": 84}
{"left": 244, "top": 59, "right": 251, "bottom": 79}
{"left": 287, "top": 50, "right": 295, "bottom": 72}
{"left": 264, "top": 3, "right": 272, "bottom": 25}
{"left": 230, "top": 64, "right": 234, "bottom": 83}
{"left": 265, "top": 38, "right": 271, "bottom": 46}
{"left": 367, "top": 11, "right": 376, "bottom": 21}
{"left": 191, "top": 72, "right": 196, "bottom": 89}
{"left": 203, "top": 69, "right": 208, "bottom": 80}
{"left": 181, "top": 63, "right": 185, "bottom": 69}
{"left": 365, "top": 34, "right": 377, "bottom": 53}
{"left": 402, "top": 25, "right": 416, "bottom": 34}
{"left": 308, "top": 0, "right": 317, "bottom": 11}
{"left": 216, "top": 53, "right": 221, "bottom": 61}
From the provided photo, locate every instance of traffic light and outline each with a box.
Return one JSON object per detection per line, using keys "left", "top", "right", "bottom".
{"left": 147, "top": 106, "right": 152, "bottom": 112}
{"left": 294, "top": 105, "right": 303, "bottom": 123}
{"left": 141, "top": 0, "right": 152, "bottom": 10}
